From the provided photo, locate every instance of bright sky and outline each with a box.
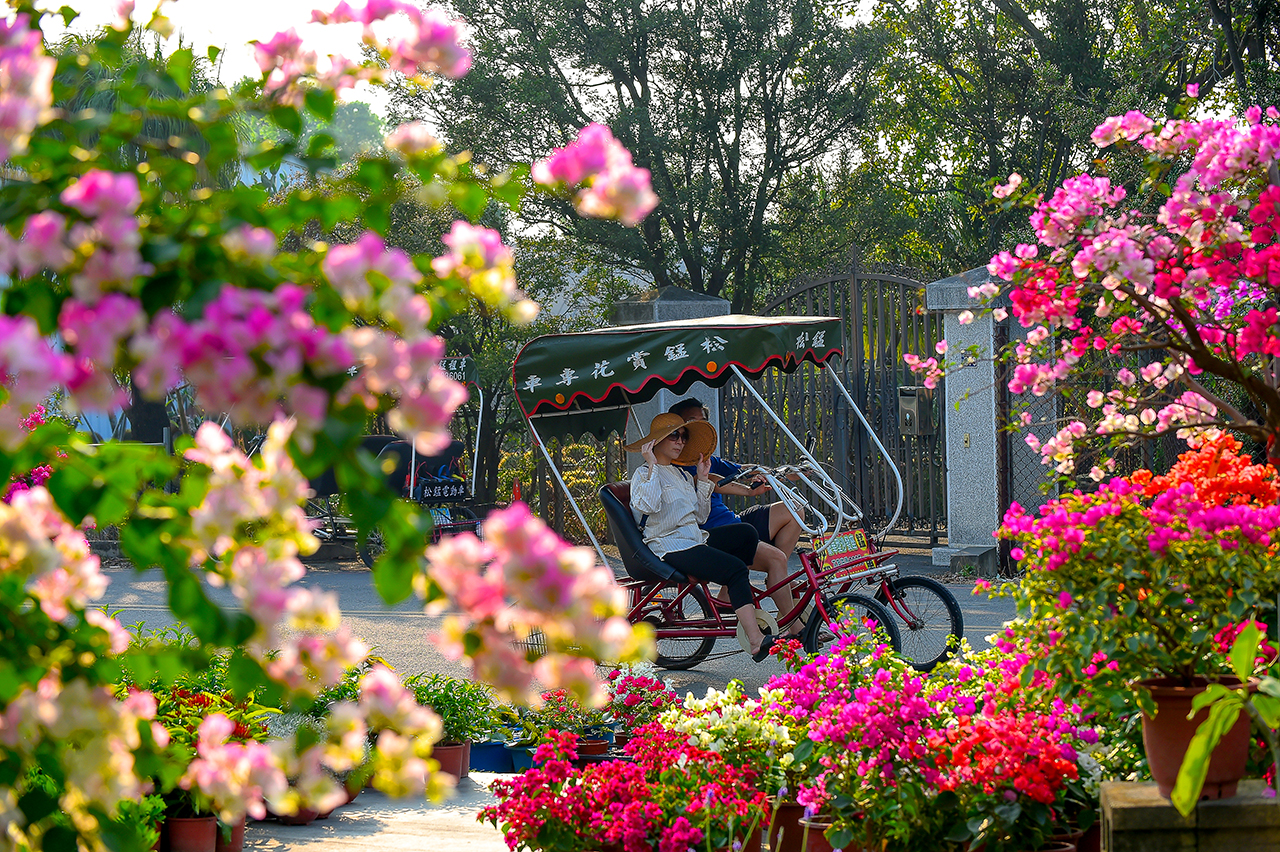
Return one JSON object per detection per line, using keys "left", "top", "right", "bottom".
{"left": 35, "top": 0, "right": 390, "bottom": 115}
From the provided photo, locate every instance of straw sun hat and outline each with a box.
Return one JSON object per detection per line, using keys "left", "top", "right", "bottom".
{"left": 624, "top": 412, "right": 717, "bottom": 466}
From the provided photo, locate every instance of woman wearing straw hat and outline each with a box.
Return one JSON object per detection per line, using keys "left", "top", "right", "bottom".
{"left": 625, "top": 413, "right": 777, "bottom": 662}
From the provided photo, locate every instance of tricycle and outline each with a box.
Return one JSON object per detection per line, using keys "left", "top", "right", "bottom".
{"left": 511, "top": 315, "right": 962, "bottom": 670}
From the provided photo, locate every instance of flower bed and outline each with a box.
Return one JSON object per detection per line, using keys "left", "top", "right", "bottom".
{"left": 484, "top": 630, "right": 1104, "bottom": 852}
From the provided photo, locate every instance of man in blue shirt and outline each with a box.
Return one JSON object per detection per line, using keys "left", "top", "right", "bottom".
{"left": 669, "top": 397, "right": 803, "bottom": 638}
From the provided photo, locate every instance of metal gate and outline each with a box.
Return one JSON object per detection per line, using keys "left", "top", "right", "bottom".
{"left": 719, "top": 257, "right": 947, "bottom": 541}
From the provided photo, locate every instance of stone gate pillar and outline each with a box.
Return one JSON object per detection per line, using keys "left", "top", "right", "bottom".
{"left": 925, "top": 268, "right": 1002, "bottom": 571}
{"left": 610, "top": 286, "right": 731, "bottom": 475}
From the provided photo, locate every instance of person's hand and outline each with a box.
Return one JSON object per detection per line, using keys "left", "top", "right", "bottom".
{"left": 696, "top": 453, "right": 712, "bottom": 481}
{"left": 641, "top": 439, "right": 657, "bottom": 467}
{"left": 746, "top": 480, "right": 771, "bottom": 497}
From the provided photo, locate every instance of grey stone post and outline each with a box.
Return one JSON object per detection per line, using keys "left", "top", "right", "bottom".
{"left": 925, "top": 269, "right": 1002, "bottom": 570}
{"left": 610, "top": 286, "right": 731, "bottom": 475}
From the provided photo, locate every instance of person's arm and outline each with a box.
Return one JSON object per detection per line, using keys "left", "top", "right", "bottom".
{"left": 694, "top": 454, "right": 713, "bottom": 523}
{"left": 630, "top": 441, "right": 665, "bottom": 514}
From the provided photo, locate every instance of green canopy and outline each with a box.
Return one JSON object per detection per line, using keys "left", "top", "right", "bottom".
{"left": 440, "top": 356, "right": 480, "bottom": 386}
{"left": 512, "top": 315, "right": 843, "bottom": 439}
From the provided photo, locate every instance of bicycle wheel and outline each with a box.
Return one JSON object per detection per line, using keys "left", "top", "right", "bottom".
{"left": 876, "top": 576, "right": 964, "bottom": 672}
{"left": 357, "top": 528, "right": 384, "bottom": 568}
{"left": 634, "top": 584, "right": 716, "bottom": 671}
{"left": 803, "top": 592, "right": 901, "bottom": 657}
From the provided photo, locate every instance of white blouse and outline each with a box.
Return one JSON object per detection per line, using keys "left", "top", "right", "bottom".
{"left": 629, "top": 462, "right": 713, "bottom": 558}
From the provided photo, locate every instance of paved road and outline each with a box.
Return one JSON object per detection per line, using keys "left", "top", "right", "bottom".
{"left": 98, "top": 558, "right": 1018, "bottom": 697}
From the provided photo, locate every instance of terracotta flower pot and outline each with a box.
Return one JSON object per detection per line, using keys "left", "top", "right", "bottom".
{"left": 767, "top": 800, "right": 808, "bottom": 852}
{"left": 795, "top": 817, "right": 836, "bottom": 852}
{"left": 276, "top": 807, "right": 319, "bottom": 826}
{"left": 578, "top": 738, "right": 610, "bottom": 756}
{"left": 1077, "top": 821, "right": 1101, "bottom": 852}
{"left": 613, "top": 732, "right": 632, "bottom": 750}
{"left": 214, "top": 818, "right": 244, "bottom": 852}
{"left": 433, "top": 742, "right": 470, "bottom": 780}
{"left": 1140, "top": 676, "right": 1254, "bottom": 800}
{"left": 167, "top": 816, "right": 217, "bottom": 852}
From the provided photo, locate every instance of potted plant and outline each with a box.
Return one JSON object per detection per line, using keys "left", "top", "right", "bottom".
{"left": 149, "top": 685, "right": 278, "bottom": 845}
{"left": 994, "top": 432, "right": 1280, "bottom": 799}
{"left": 500, "top": 689, "right": 612, "bottom": 768}
{"left": 604, "top": 663, "right": 677, "bottom": 747}
{"left": 402, "top": 672, "right": 495, "bottom": 780}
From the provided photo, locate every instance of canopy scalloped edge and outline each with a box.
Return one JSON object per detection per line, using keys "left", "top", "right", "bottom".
{"left": 512, "top": 315, "right": 843, "bottom": 423}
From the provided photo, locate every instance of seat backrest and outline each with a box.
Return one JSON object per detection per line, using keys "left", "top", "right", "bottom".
{"left": 308, "top": 435, "right": 403, "bottom": 498}
{"left": 375, "top": 441, "right": 415, "bottom": 496}
{"left": 598, "top": 483, "right": 687, "bottom": 584}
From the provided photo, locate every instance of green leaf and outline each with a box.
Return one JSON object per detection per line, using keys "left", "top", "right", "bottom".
{"left": 792, "top": 738, "right": 814, "bottom": 763}
{"left": 1172, "top": 700, "right": 1242, "bottom": 816}
{"left": 1191, "top": 683, "right": 1234, "bottom": 712}
{"left": 304, "top": 88, "right": 336, "bottom": 121}
{"left": 43, "top": 826, "right": 78, "bottom": 852}
{"left": 1232, "top": 622, "right": 1263, "bottom": 681}
{"left": 825, "top": 827, "right": 853, "bottom": 849}
{"left": 271, "top": 104, "right": 303, "bottom": 137}
{"left": 18, "top": 786, "right": 58, "bottom": 823}
{"left": 58, "top": 6, "right": 79, "bottom": 26}
{"left": 450, "top": 182, "right": 489, "bottom": 220}
{"left": 168, "top": 47, "right": 194, "bottom": 91}
{"left": 1255, "top": 695, "right": 1280, "bottom": 729}
{"left": 207, "top": 45, "right": 221, "bottom": 65}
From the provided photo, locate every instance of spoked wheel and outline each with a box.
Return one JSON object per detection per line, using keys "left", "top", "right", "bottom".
{"left": 357, "top": 528, "right": 384, "bottom": 569}
{"left": 875, "top": 576, "right": 964, "bottom": 671}
{"left": 803, "top": 592, "right": 901, "bottom": 657}
{"left": 635, "top": 584, "right": 715, "bottom": 671}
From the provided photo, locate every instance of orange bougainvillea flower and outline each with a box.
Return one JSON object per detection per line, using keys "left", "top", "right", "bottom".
{"left": 1137, "top": 432, "right": 1280, "bottom": 507}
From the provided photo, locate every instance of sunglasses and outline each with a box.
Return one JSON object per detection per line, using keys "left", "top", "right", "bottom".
{"left": 665, "top": 430, "right": 689, "bottom": 443}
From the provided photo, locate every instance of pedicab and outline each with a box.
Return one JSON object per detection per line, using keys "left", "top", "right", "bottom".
{"left": 309, "top": 355, "right": 486, "bottom": 565}
{"left": 511, "top": 315, "right": 962, "bottom": 670}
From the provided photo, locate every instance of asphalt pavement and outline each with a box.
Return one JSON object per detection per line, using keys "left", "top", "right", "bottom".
{"left": 97, "top": 548, "right": 1018, "bottom": 696}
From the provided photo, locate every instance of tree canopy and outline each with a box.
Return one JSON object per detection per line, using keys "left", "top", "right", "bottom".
{"left": 392, "top": 0, "right": 887, "bottom": 310}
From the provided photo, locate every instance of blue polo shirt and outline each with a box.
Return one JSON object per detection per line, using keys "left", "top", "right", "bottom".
{"left": 678, "top": 456, "right": 742, "bottom": 529}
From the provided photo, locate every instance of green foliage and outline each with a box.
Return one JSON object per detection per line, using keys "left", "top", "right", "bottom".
{"left": 401, "top": 673, "right": 496, "bottom": 744}
{"left": 305, "top": 658, "right": 390, "bottom": 720}
{"left": 402, "top": 0, "right": 885, "bottom": 310}
{"left": 1173, "top": 624, "right": 1280, "bottom": 815}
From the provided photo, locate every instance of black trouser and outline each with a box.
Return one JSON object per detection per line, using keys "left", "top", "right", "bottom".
{"left": 662, "top": 523, "right": 758, "bottom": 610}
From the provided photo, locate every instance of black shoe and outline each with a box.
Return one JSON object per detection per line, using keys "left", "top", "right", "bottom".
{"left": 751, "top": 630, "right": 778, "bottom": 662}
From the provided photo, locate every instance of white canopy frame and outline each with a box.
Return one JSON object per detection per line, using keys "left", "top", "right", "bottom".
{"left": 532, "top": 356, "right": 905, "bottom": 566}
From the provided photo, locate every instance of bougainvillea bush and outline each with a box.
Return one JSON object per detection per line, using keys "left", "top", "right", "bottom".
{"left": 993, "top": 432, "right": 1280, "bottom": 713}
{"left": 481, "top": 729, "right": 766, "bottom": 852}
{"left": 604, "top": 663, "right": 677, "bottom": 732}
{"left": 0, "top": 0, "right": 654, "bottom": 846}
{"left": 908, "top": 95, "right": 1280, "bottom": 477}
{"left": 761, "top": 632, "right": 1095, "bottom": 852}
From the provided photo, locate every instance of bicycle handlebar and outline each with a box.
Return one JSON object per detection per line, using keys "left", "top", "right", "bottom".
{"left": 721, "top": 463, "right": 864, "bottom": 546}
